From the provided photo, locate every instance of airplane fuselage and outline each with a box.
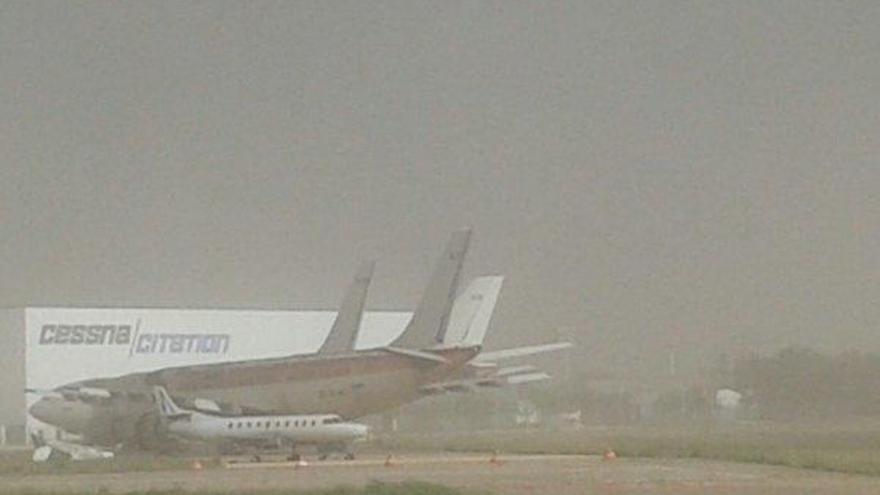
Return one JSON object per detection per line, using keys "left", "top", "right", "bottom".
{"left": 33, "top": 346, "right": 480, "bottom": 446}
{"left": 168, "top": 412, "right": 367, "bottom": 446}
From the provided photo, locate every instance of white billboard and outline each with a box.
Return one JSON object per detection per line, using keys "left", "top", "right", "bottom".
{"left": 25, "top": 307, "right": 412, "bottom": 392}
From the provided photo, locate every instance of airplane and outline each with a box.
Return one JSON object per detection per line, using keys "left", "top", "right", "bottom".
{"left": 316, "top": 260, "right": 374, "bottom": 356}
{"left": 153, "top": 386, "right": 367, "bottom": 460}
{"left": 30, "top": 430, "right": 114, "bottom": 463}
{"left": 29, "top": 230, "right": 572, "bottom": 448}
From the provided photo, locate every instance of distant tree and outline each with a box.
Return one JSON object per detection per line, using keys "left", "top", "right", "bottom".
{"left": 732, "top": 347, "right": 880, "bottom": 419}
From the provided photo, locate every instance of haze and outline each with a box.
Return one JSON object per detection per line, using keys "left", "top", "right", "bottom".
{"left": 1, "top": 1, "right": 878, "bottom": 381}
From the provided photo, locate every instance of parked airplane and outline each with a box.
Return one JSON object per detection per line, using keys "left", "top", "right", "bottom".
{"left": 29, "top": 231, "right": 571, "bottom": 448}
{"left": 154, "top": 386, "right": 367, "bottom": 460}
{"left": 30, "top": 431, "right": 114, "bottom": 463}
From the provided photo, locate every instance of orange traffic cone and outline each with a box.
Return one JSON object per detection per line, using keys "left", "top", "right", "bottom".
{"left": 603, "top": 448, "right": 617, "bottom": 461}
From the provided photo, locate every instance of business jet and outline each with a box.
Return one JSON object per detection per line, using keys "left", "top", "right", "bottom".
{"left": 154, "top": 386, "right": 366, "bottom": 460}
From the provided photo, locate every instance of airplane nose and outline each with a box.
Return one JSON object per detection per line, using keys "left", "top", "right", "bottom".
{"left": 28, "top": 395, "right": 93, "bottom": 434}
{"left": 28, "top": 397, "right": 55, "bottom": 424}
{"left": 354, "top": 424, "right": 369, "bottom": 438}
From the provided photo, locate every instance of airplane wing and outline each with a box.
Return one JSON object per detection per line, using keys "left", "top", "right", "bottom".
{"left": 472, "top": 342, "right": 572, "bottom": 362}
{"left": 418, "top": 341, "right": 572, "bottom": 395}
{"left": 505, "top": 372, "right": 551, "bottom": 385}
{"left": 419, "top": 371, "right": 553, "bottom": 395}
{"left": 383, "top": 346, "right": 449, "bottom": 364}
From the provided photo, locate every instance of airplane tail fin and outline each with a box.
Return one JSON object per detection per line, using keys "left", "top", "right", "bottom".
{"left": 152, "top": 386, "right": 187, "bottom": 418}
{"left": 442, "top": 276, "right": 504, "bottom": 347}
{"left": 318, "top": 260, "right": 375, "bottom": 355}
{"left": 390, "top": 229, "right": 471, "bottom": 350}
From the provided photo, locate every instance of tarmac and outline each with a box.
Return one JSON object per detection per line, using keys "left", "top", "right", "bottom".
{"left": 3, "top": 452, "right": 880, "bottom": 494}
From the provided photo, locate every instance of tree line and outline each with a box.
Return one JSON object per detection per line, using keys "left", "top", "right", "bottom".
{"left": 730, "top": 347, "right": 880, "bottom": 419}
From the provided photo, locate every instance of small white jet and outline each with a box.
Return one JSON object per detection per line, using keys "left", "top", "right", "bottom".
{"left": 31, "top": 431, "right": 114, "bottom": 463}
{"left": 153, "top": 386, "right": 368, "bottom": 460}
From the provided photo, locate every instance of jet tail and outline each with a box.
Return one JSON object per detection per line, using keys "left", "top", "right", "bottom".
{"left": 390, "top": 229, "right": 471, "bottom": 350}
{"left": 317, "top": 260, "right": 375, "bottom": 355}
{"left": 152, "top": 386, "right": 189, "bottom": 420}
{"left": 441, "top": 276, "right": 503, "bottom": 347}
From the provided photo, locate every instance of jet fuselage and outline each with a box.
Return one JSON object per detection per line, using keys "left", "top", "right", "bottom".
{"left": 31, "top": 346, "right": 480, "bottom": 447}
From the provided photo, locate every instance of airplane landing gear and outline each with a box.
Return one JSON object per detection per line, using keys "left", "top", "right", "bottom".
{"left": 286, "top": 445, "right": 301, "bottom": 462}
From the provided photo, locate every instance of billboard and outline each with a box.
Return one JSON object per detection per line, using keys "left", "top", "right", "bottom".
{"left": 25, "top": 307, "right": 412, "bottom": 391}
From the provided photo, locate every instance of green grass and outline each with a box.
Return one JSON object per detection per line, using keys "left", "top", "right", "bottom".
{"left": 0, "top": 481, "right": 479, "bottom": 495}
{"left": 378, "top": 423, "right": 880, "bottom": 477}
{"left": 6, "top": 424, "right": 880, "bottom": 482}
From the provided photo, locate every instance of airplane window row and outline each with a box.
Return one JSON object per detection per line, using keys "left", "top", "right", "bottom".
{"left": 227, "top": 419, "right": 318, "bottom": 430}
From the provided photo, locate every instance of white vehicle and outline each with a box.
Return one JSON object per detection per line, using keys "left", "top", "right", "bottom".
{"left": 31, "top": 432, "right": 114, "bottom": 463}
{"left": 153, "top": 386, "right": 368, "bottom": 460}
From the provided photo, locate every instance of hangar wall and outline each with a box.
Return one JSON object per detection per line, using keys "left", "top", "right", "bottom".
{"left": 0, "top": 309, "right": 26, "bottom": 445}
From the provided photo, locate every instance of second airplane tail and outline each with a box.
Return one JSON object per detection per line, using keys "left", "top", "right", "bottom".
{"left": 441, "top": 276, "right": 504, "bottom": 348}
{"left": 318, "top": 260, "right": 375, "bottom": 355}
{"left": 152, "top": 386, "right": 189, "bottom": 420}
{"left": 390, "top": 229, "right": 471, "bottom": 350}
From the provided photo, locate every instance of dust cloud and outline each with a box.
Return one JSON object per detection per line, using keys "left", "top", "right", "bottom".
{"left": 2, "top": 1, "right": 880, "bottom": 493}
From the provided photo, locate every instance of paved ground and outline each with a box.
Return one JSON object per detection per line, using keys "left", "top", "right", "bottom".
{"left": 3, "top": 452, "right": 880, "bottom": 494}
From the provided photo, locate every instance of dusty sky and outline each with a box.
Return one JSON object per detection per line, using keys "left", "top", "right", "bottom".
{"left": 1, "top": 1, "right": 878, "bottom": 377}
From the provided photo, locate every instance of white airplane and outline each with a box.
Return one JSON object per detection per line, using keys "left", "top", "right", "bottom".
{"left": 31, "top": 431, "right": 114, "bottom": 463}
{"left": 153, "top": 386, "right": 368, "bottom": 460}
{"left": 30, "top": 231, "right": 573, "bottom": 449}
